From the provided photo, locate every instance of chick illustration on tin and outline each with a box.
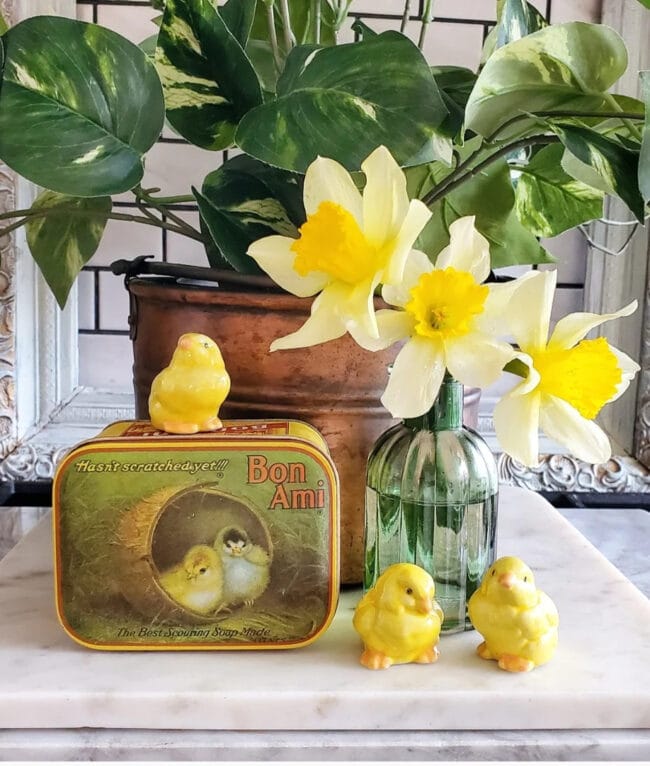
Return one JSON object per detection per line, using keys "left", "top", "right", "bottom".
{"left": 158, "top": 544, "right": 224, "bottom": 615}
{"left": 353, "top": 563, "right": 444, "bottom": 670}
{"left": 214, "top": 525, "right": 271, "bottom": 608}
{"left": 468, "top": 556, "right": 559, "bottom": 672}
{"left": 148, "top": 332, "right": 231, "bottom": 434}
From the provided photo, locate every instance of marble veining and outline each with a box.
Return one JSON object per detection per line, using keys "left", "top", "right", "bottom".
{"left": 0, "top": 486, "right": 649, "bottom": 736}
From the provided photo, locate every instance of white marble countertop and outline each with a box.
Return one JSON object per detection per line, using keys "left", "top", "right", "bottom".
{"left": 0, "top": 485, "right": 649, "bottom": 760}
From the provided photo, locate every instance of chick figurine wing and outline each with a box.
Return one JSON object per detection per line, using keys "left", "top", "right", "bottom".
{"left": 148, "top": 333, "right": 231, "bottom": 434}
{"left": 158, "top": 544, "right": 224, "bottom": 615}
{"left": 353, "top": 563, "right": 444, "bottom": 670}
{"left": 468, "top": 556, "right": 559, "bottom": 673}
{"left": 214, "top": 526, "right": 271, "bottom": 607}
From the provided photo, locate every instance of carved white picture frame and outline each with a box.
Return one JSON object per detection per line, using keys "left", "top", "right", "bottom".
{"left": 0, "top": 0, "right": 649, "bottom": 494}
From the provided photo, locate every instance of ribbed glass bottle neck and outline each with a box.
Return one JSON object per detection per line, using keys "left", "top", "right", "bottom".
{"left": 404, "top": 375, "right": 463, "bottom": 431}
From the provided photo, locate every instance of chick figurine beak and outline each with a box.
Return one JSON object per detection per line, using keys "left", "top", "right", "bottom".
{"left": 468, "top": 556, "right": 559, "bottom": 673}
{"left": 352, "top": 563, "right": 444, "bottom": 670}
{"left": 148, "top": 332, "right": 231, "bottom": 434}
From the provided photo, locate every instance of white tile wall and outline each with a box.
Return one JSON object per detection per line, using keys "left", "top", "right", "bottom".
{"left": 77, "top": 0, "right": 602, "bottom": 390}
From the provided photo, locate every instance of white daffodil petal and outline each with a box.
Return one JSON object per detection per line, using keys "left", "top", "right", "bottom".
{"left": 348, "top": 309, "right": 414, "bottom": 352}
{"left": 382, "top": 200, "right": 432, "bottom": 286}
{"left": 508, "top": 352, "right": 542, "bottom": 395}
{"left": 303, "top": 156, "right": 363, "bottom": 225}
{"left": 475, "top": 272, "right": 538, "bottom": 336}
{"left": 445, "top": 333, "right": 516, "bottom": 389}
{"left": 380, "top": 336, "right": 446, "bottom": 419}
{"left": 248, "top": 236, "right": 329, "bottom": 297}
{"left": 361, "top": 146, "right": 410, "bottom": 247}
{"left": 270, "top": 285, "right": 347, "bottom": 351}
{"left": 608, "top": 346, "right": 640, "bottom": 402}
{"left": 435, "top": 216, "right": 490, "bottom": 284}
{"left": 493, "top": 389, "right": 541, "bottom": 467}
{"left": 548, "top": 300, "right": 638, "bottom": 350}
{"left": 382, "top": 249, "right": 433, "bottom": 308}
{"left": 507, "top": 269, "right": 557, "bottom": 351}
{"left": 539, "top": 394, "right": 612, "bottom": 464}
{"left": 345, "top": 276, "right": 381, "bottom": 340}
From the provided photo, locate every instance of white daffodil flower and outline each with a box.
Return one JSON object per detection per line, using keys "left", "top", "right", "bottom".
{"left": 349, "top": 216, "right": 523, "bottom": 419}
{"left": 493, "top": 269, "right": 639, "bottom": 467}
{"left": 247, "top": 146, "right": 432, "bottom": 351}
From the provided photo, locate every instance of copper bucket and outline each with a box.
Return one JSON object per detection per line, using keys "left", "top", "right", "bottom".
{"left": 113, "top": 258, "right": 480, "bottom": 585}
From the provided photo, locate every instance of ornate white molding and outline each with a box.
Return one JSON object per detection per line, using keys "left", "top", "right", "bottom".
{"left": 0, "top": 165, "right": 18, "bottom": 464}
{"left": 0, "top": 443, "right": 69, "bottom": 482}
{"left": 498, "top": 454, "right": 650, "bottom": 493}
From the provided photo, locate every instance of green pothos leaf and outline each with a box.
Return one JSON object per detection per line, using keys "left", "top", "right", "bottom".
{"left": 220, "top": 0, "right": 257, "bottom": 48}
{"left": 513, "top": 143, "right": 603, "bottom": 237}
{"left": 196, "top": 154, "right": 305, "bottom": 273}
{"left": 551, "top": 123, "right": 645, "bottom": 221}
{"left": 236, "top": 32, "right": 452, "bottom": 173}
{"left": 155, "top": 0, "right": 263, "bottom": 150}
{"left": 0, "top": 10, "right": 8, "bottom": 35}
{"left": 466, "top": 22, "right": 629, "bottom": 139}
{"left": 407, "top": 147, "right": 553, "bottom": 268}
{"left": 496, "top": 0, "right": 548, "bottom": 48}
{"left": 26, "top": 191, "right": 111, "bottom": 309}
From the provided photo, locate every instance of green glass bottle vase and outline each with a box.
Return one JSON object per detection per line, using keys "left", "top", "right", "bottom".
{"left": 364, "top": 375, "right": 498, "bottom": 633}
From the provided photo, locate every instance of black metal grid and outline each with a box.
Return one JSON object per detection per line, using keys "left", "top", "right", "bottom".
{"left": 77, "top": 0, "right": 566, "bottom": 339}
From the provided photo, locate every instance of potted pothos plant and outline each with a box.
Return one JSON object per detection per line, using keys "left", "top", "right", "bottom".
{"left": 0, "top": 0, "right": 648, "bottom": 582}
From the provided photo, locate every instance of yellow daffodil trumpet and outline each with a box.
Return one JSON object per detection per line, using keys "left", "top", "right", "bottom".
{"left": 247, "top": 146, "right": 431, "bottom": 351}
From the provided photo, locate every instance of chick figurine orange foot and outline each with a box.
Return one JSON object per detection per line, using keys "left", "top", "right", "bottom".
{"left": 468, "top": 556, "right": 559, "bottom": 673}
{"left": 353, "top": 563, "right": 444, "bottom": 670}
{"left": 148, "top": 333, "right": 231, "bottom": 434}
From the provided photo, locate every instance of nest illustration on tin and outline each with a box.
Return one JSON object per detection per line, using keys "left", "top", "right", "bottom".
{"left": 115, "top": 484, "right": 273, "bottom": 624}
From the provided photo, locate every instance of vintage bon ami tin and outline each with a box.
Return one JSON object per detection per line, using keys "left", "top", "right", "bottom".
{"left": 53, "top": 419, "right": 339, "bottom": 650}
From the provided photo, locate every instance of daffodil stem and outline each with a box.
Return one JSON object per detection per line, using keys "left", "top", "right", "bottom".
{"left": 422, "top": 134, "right": 562, "bottom": 207}
{"left": 418, "top": 0, "right": 434, "bottom": 49}
{"left": 400, "top": 0, "right": 411, "bottom": 33}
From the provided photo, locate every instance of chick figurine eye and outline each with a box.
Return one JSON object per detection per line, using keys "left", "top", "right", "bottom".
{"left": 353, "top": 563, "right": 444, "bottom": 670}
{"left": 148, "top": 332, "right": 231, "bottom": 434}
{"left": 468, "top": 556, "right": 559, "bottom": 673}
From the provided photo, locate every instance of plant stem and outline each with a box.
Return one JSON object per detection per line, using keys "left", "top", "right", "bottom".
{"left": 418, "top": 0, "right": 434, "bottom": 49}
{"left": 310, "top": 0, "right": 321, "bottom": 44}
{"left": 486, "top": 109, "right": 646, "bottom": 144}
{"left": 421, "top": 134, "right": 562, "bottom": 207}
{"left": 279, "top": 0, "right": 296, "bottom": 49}
{"left": 266, "top": 2, "right": 283, "bottom": 72}
{"left": 604, "top": 92, "right": 643, "bottom": 142}
{"left": 400, "top": 0, "right": 411, "bottom": 33}
{"left": 134, "top": 187, "right": 202, "bottom": 239}
{"left": 0, "top": 207, "right": 206, "bottom": 242}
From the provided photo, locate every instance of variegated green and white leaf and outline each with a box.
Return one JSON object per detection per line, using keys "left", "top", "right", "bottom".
{"left": 431, "top": 66, "right": 476, "bottom": 138}
{"left": 552, "top": 123, "right": 645, "bottom": 221}
{"left": 156, "top": 0, "right": 263, "bottom": 150}
{"left": 236, "top": 32, "right": 451, "bottom": 172}
{"left": 466, "top": 22, "right": 628, "bottom": 139}
{"left": 496, "top": 0, "right": 547, "bottom": 48}
{"left": 196, "top": 153, "right": 305, "bottom": 273}
{"left": 0, "top": 17, "right": 164, "bottom": 197}
{"left": 220, "top": 0, "right": 257, "bottom": 47}
{"left": 26, "top": 191, "right": 112, "bottom": 309}
{"left": 514, "top": 144, "right": 603, "bottom": 237}
{"left": 640, "top": 71, "right": 650, "bottom": 204}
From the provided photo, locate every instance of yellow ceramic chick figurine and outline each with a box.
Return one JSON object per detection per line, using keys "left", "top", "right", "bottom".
{"left": 158, "top": 544, "right": 224, "bottom": 615}
{"left": 353, "top": 563, "right": 444, "bottom": 670}
{"left": 468, "top": 556, "right": 559, "bottom": 673}
{"left": 148, "top": 333, "right": 230, "bottom": 434}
